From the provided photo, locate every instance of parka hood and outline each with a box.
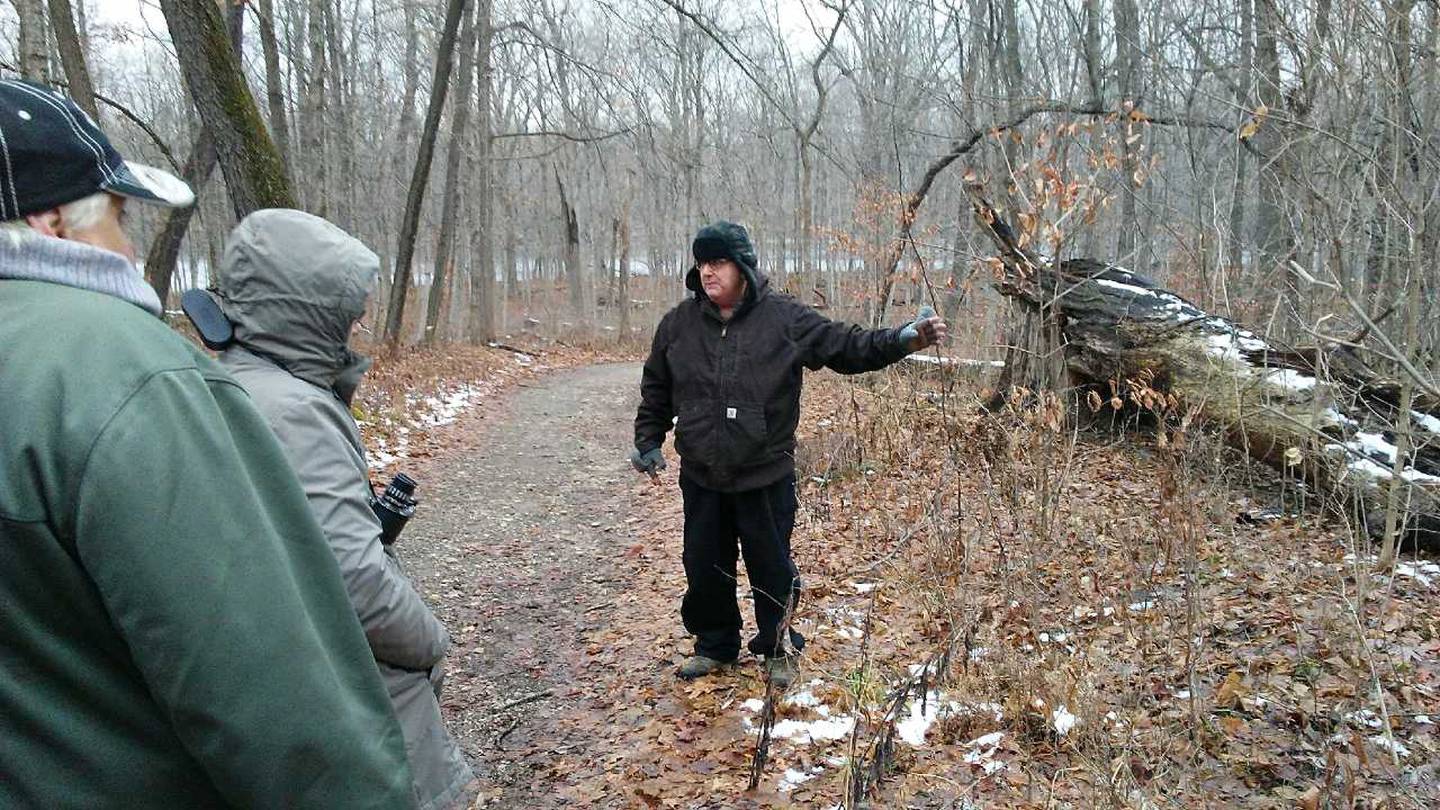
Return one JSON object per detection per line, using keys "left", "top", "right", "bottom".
{"left": 211, "top": 209, "right": 377, "bottom": 400}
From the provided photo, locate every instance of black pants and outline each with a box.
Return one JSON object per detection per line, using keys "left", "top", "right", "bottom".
{"left": 679, "top": 472, "right": 805, "bottom": 660}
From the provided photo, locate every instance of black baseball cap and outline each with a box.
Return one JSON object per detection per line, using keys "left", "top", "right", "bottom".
{"left": 0, "top": 79, "right": 193, "bottom": 220}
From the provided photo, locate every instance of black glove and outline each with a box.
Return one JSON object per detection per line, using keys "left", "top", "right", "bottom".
{"left": 630, "top": 446, "right": 666, "bottom": 476}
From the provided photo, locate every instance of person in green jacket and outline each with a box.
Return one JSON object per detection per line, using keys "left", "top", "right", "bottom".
{"left": 0, "top": 80, "right": 417, "bottom": 808}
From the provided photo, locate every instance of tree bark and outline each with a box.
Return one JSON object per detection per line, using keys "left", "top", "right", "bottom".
{"left": 1112, "top": 0, "right": 1142, "bottom": 261}
{"left": 300, "top": 0, "right": 328, "bottom": 216}
{"left": 555, "top": 167, "right": 583, "bottom": 317}
{"left": 255, "top": 0, "right": 291, "bottom": 171}
{"left": 145, "top": 1, "right": 243, "bottom": 307}
{"left": 47, "top": 0, "right": 96, "bottom": 118}
{"left": 1253, "top": 0, "right": 1295, "bottom": 312}
{"left": 159, "top": 0, "right": 295, "bottom": 219}
{"left": 382, "top": 0, "right": 469, "bottom": 345}
{"left": 17, "top": 0, "right": 51, "bottom": 83}
{"left": 968, "top": 185, "right": 1440, "bottom": 553}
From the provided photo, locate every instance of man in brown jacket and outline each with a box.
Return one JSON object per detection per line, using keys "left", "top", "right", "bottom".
{"left": 631, "top": 221, "right": 946, "bottom": 688}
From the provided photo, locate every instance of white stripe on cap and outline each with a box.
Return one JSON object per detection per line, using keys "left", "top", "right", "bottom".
{"left": 0, "top": 123, "right": 16, "bottom": 219}
{"left": 4, "top": 80, "right": 116, "bottom": 185}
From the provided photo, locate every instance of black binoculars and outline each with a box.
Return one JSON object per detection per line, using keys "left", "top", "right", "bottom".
{"left": 371, "top": 473, "right": 418, "bottom": 545}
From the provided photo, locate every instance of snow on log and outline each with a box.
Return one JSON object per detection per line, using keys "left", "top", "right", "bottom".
{"left": 965, "top": 184, "right": 1440, "bottom": 552}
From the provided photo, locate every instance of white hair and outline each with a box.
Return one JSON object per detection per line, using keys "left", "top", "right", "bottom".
{"left": 0, "top": 192, "right": 115, "bottom": 233}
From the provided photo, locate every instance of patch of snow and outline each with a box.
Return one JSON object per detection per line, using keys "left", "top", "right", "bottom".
{"left": 779, "top": 767, "right": 821, "bottom": 792}
{"left": 786, "top": 690, "right": 823, "bottom": 709}
{"left": 963, "top": 731, "right": 1006, "bottom": 775}
{"left": 968, "top": 646, "right": 991, "bottom": 661}
{"left": 742, "top": 698, "right": 765, "bottom": 713}
{"left": 1262, "top": 368, "right": 1317, "bottom": 392}
{"left": 907, "top": 662, "right": 936, "bottom": 679}
{"left": 1354, "top": 431, "right": 1397, "bottom": 462}
{"left": 1411, "top": 411, "right": 1440, "bottom": 435}
{"left": 367, "top": 444, "right": 399, "bottom": 471}
{"left": 1346, "top": 709, "right": 1384, "bottom": 730}
{"left": 1329, "top": 441, "right": 1440, "bottom": 484}
{"left": 768, "top": 715, "right": 856, "bottom": 742}
{"left": 1094, "top": 277, "right": 1157, "bottom": 297}
{"left": 1052, "top": 705, "right": 1078, "bottom": 736}
{"left": 897, "top": 691, "right": 945, "bottom": 747}
{"left": 1129, "top": 600, "right": 1156, "bottom": 611}
{"left": 1395, "top": 559, "right": 1440, "bottom": 587}
{"left": 416, "top": 386, "right": 479, "bottom": 427}
{"left": 1205, "top": 327, "right": 1269, "bottom": 363}
{"left": 850, "top": 581, "right": 878, "bottom": 593}
{"left": 1414, "top": 715, "right": 1433, "bottom": 725}
{"left": 1371, "top": 735, "right": 1411, "bottom": 758}
{"left": 1323, "top": 408, "right": 1359, "bottom": 428}
{"left": 1174, "top": 689, "right": 1191, "bottom": 700}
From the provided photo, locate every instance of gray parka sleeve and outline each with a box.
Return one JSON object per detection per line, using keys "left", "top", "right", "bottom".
{"left": 270, "top": 394, "right": 450, "bottom": 671}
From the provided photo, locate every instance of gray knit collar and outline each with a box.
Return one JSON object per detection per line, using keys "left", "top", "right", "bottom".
{"left": 0, "top": 229, "right": 161, "bottom": 316}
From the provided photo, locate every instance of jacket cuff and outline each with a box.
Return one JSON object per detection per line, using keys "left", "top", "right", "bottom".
{"left": 890, "top": 327, "right": 913, "bottom": 360}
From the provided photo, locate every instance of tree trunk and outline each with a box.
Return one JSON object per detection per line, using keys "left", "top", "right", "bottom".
{"left": 47, "top": 0, "right": 96, "bottom": 119}
{"left": 144, "top": 129, "right": 217, "bottom": 305}
{"left": 255, "top": 0, "right": 291, "bottom": 171}
{"left": 1227, "top": 0, "right": 1253, "bottom": 281}
{"left": 1112, "top": 0, "right": 1142, "bottom": 261}
{"left": 1253, "top": 0, "right": 1295, "bottom": 315}
{"left": 968, "top": 185, "right": 1440, "bottom": 553}
{"left": 17, "top": 0, "right": 51, "bottom": 83}
{"left": 618, "top": 197, "right": 631, "bottom": 338}
{"left": 382, "top": 0, "right": 469, "bottom": 345}
{"left": 159, "top": 0, "right": 293, "bottom": 219}
{"left": 299, "top": 0, "right": 328, "bottom": 216}
{"left": 144, "top": 1, "right": 242, "bottom": 306}
{"left": 424, "top": 2, "right": 477, "bottom": 343}
{"left": 555, "top": 169, "right": 583, "bottom": 318}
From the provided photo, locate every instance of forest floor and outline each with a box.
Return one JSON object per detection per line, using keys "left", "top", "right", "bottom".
{"left": 358, "top": 352, "right": 1440, "bottom": 809}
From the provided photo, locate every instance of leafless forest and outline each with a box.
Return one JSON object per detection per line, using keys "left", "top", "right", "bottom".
{"left": 6, "top": 0, "right": 1439, "bottom": 806}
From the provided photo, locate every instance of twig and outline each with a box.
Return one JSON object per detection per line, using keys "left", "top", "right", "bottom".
{"left": 494, "top": 715, "right": 524, "bottom": 748}
{"left": 497, "top": 689, "right": 552, "bottom": 712}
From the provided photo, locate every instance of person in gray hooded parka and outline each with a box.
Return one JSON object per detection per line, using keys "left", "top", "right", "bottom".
{"left": 206, "top": 209, "right": 475, "bottom": 810}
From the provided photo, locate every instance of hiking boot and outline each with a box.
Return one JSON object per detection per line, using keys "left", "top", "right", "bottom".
{"left": 763, "top": 654, "right": 799, "bottom": 690}
{"left": 678, "top": 655, "right": 734, "bottom": 680}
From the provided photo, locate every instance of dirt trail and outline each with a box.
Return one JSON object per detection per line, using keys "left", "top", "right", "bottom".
{"left": 397, "top": 361, "right": 664, "bottom": 807}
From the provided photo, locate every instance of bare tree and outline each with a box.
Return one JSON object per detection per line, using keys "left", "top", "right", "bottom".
{"left": 424, "top": 1, "right": 477, "bottom": 343}
{"left": 16, "top": 0, "right": 50, "bottom": 83}
{"left": 159, "top": 0, "right": 295, "bottom": 218}
{"left": 467, "top": 0, "right": 497, "bottom": 343}
{"left": 382, "top": 0, "right": 469, "bottom": 345}
{"left": 47, "top": 0, "right": 95, "bottom": 118}
{"left": 254, "top": 0, "right": 291, "bottom": 172}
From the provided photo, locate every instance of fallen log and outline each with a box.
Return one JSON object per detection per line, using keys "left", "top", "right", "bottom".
{"left": 965, "top": 184, "right": 1440, "bottom": 552}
